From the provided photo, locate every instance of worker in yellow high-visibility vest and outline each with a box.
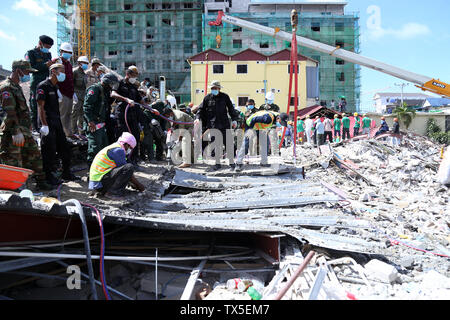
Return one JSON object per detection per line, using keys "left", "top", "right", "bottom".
{"left": 235, "top": 110, "right": 279, "bottom": 172}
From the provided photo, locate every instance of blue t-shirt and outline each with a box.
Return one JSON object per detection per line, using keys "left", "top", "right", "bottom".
{"left": 89, "top": 147, "right": 127, "bottom": 189}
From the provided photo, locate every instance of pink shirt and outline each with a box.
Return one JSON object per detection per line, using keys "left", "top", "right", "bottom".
{"left": 58, "top": 58, "right": 74, "bottom": 98}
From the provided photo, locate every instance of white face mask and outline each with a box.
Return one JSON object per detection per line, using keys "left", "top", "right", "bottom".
{"left": 129, "top": 77, "right": 137, "bottom": 84}
{"left": 126, "top": 148, "right": 132, "bottom": 155}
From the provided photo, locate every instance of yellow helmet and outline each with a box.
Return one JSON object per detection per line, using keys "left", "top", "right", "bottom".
{"left": 342, "top": 113, "right": 346, "bottom": 117}
{"left": 354, "top": 113, "right": 358, "bottom": 116}
{"left": 334, "top": 114, "right": 338, "bottom": 118}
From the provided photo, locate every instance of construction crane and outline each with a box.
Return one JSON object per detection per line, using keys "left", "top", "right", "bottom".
{"left": 209, "top": 11, "right": 450, "bottom": 98}
{"left": 77, "top": 0, "right": 90, "bottom": 59}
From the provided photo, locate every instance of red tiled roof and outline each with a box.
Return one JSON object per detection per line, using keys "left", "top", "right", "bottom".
{"left": 231, "top": 48, "right": 267, "bottom": 61}
{"left": 289, "top": 105, "right": 342, "bottom": 119}
{"left": 269, "top": 49, "right": 318, "bottom": 64}
{"left": 188, "top": 49, "right": 230, "bottom": 62}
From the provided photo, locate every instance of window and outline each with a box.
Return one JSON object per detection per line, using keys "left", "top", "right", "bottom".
{"left": 108, "top": 0, "right": 116, "bottom": 11}
{"left": 213, "top": 64, "right": 224, "bottom": 74}
{"left": 147, "top": 16, "right": 154, "bottom": 27}
{"left": 162, "top": 18, "right": 171, "bottom": 26}
{"left": 184, "top": 28, "right": 192, "bottom": 39}
{"left": 146, "top": 3, "right": 155, "bottom": 10}
{"left": 287, "top": 65, "right": 299, "bottom": 74}
{"left": 108, "top": 50, "right": 118, "bottom": 56}
{"left": 311, "top": 22, "right": 321, "bottom": 32}
{"left": 290, "top": 97, "right": 299, "bottom": 106}
{"left": 336, "top": 58, "right": 345, "bottom": 65}
{"left": 108, "top": 31, "right": 117, "bottom": 41}
{"left": 108, "top": 16, "right": 117, "bottom": 25}
{"left": 337, "top": 72, "right": 345, "bottom": 82}
{"left": 124, "top": 3, "right": 133, "bottom": 10}
{"left": 125, "top": 46, "right": 133, "bottom": 55}
{"left": 125, "top": 18, "right": 133, "bottom": 26}
{"left": 184, "top": 61, "right": 190, "bottom": 70}
{"left": 237, "top": 64, "right": 247, "bottom": 74}
{"left": 233, "top": 39, "right": 242, "bottom": 49}
{"left": 335, "top": 40, "right": 344, "bottom": 48}
{"left": 146, "top": 32, "right": 154, "bottom": 40}
{"left": 147, "top": 60, "right": 155, "bottom": 70}
{"left": 146, "top": 44, "right": 154, "bottom": 54}
{"left": 125, "top": 62, "right": 136, "bottom": 69}
{"left": 184, "top": 3, "right": 193, "bottom": 9}
{"left": 110, "top": 61, "right": 118, "bottom": 71}
{"left": 184, "top": 13, "right": 193, "bottom": 26}
{"left": 233, "top": 27, "right": 242, "bottom": 32}
{"left": 162, "top": 3, "right": 172, "bottom": 9}
{"left": 238, "top": 97, "right": 249, "bottom": 107}
{"left": 259, "top": 42, "right": 269, "bottom": 49}
{"left": 124, "top": 30, "right": 133, "bottom": 40}
{"left": 163, "top": 44, "right": 171, "bottom": 54}
{"left": 90, "top": 16, "right": 95, "bottom": 27}
{"left": 335, "top": 22, "right": 345, "bottom": 32}
{"left": 184, "top": 43, "right": 193, "bottom": 54}
{"left": 163, "top": 60, "right": 171, "bottom": 69}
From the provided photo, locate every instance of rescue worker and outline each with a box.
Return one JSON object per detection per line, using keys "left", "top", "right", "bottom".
{"left": 392, "top": 117, "right": 400, "bottom": 134}
{"left": 162, "top": 107, "right": 194, "bottom": 168}
{"left": 36, "top": 63, "right": 79, "bottom": 185}
{"left": 362, "top": 114, "right": 372, "bottom": 137}
{"left": 296, "top": 117, "right": 305, "bottom": 144}
{"left": 25, "top": 35, "right": 57, "bottom": 131}
{"left": 353, "top": 112, "right": 361, "bottom": 137}
{"left": 315, "top": 117, "right": 325, "bottom": 146}
{"left": 244, "top": 99, "right": 259, "bottom": 155}
{"left": 89, "top": 132, "right": 145, "bottom": 200}
{"left": 57, "top": 42, "right": 75, "bottom": 137}
{"left": 323, "top": 116, "right": 333, "bottom": 143}
{"left": 83, "top": 73, "right": 133, "bottom": 166}
{"left": 85, "top": 58, "right": 103, "bottom": 88}
{"left": 333, "top": 114, "right": 342, "bottom": 143}
{"left": 235, "top": 110, "right": 279, "bottom": 172}
{"left": 0, "top": 60, "right": 52, "bottom": 190}
{"left": 260, "top": 92, "right": 280, "bottom": 112}
{"left": 375, "top": 117, "right": 390, "bottom": 137}
{"left": 342, "top": 113, "right": 351, "bottom": 140}
{"left": 195, "top": 81, "right": 239, "bottom": 171}
{"left": 114, "top": 66, "right": 144, "bottom": 164}
{"left": 71, "top": 56, "right": 89, "bottom": 138}
{"left": 304, "top": 115, "right": 313, "bottom": 145}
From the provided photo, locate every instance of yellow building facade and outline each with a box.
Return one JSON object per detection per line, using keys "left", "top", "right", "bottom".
{"left": 188, "top": 48, "right": 319, "bottom": 113}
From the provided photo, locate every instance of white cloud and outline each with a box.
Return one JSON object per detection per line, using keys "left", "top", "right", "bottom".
{"left": 12, "top": 0, "right": 56, "bottom": 17}
{"left": 369, "top": 23, "right": 431, "bottom": 40}
{"left": 0, "top": 30, "right": 17, "bottom": 41}
{"left": 0, "top": 14, "right": 11, "bottom": 24}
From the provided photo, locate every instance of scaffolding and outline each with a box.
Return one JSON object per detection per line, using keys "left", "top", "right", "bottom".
{"left": 58, "top": 0, "right": 204, "bottom": 103}
{"left": 203, "top": 12, "right": 361, "bottom": 112}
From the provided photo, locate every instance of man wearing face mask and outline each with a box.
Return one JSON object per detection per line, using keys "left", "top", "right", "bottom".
{"left": 89, "top": 132, "right": 145, "bottom": 200}
{"left": 195, "top": 80, "right": 239, "bottom": 171}
{"left": 57, "top": 42, "right": 76, "bottom": 138}
{"left": 0, "top": 60, "right": 53, "bottom": 190}
{"left": 86, "top": 58, "right": 102, "bottom": 88}
{"left": 71, "top": 56, "right": 89, "bottom": 138}
{"left": 25, "top": 35, "right": 58, "bottom": 132}
{"left": 114, "top": 66, "right": 143, "bottom": 164}
{"left": 260, "top": 92, "right": 280, "bottom": 113}
{"left": 36, "top": 64, "right": 80, "bottom": 185}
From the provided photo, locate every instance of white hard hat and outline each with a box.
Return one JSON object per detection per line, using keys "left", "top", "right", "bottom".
{"left": 77, "top": 56, "right": 89, "bottom": 64}
{"left": 266, "top": 92, "right": 275, "bottom": 100}
{"left": 167, "top": 95, "right": 177, "bottom": 107}
{"left": 60, "top": 42, "right": 73, "bottom": 53}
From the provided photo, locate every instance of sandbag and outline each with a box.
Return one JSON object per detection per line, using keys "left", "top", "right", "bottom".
{"left": 437, "top": 147, "right": 450, "bottom": 185}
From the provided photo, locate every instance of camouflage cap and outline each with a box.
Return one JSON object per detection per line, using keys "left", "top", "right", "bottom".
{"left": 12, "top": 60, "right": 38, "bottom": 73}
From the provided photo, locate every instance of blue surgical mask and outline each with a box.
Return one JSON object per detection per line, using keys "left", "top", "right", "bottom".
{"left": 81, "top": 64, "right": 88, "bottom": 71}
{"left": 20, "top": 74, "right": 31, "bottom": 83}
{"left": 56, "top": 72, "right": 66, "bottom": 82}
{"left": 62, "top": 52, "right": 72, "bottom": 60}
{"left": 247, "top": 105, "right": 255, "bottom": 110}
{"left": 40, "top": 47, "right": 50, "bottom": 54}
{"left": 267, "top": 100, "right": 274, "bottom": 105}
{"left": 211, "top": 89, "right": 219, "bottom": 96}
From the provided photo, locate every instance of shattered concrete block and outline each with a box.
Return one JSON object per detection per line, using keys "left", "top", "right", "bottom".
{"left": 136, "top": 290, "right": 157, "bottom": 300}
{"left": 109, "top": 263, "right": 131, "bottom": 281}
{"left": 399, "top": 256, "right": 415, "bottom": 269}
{"left": 115, "top": 282, "right": 137, "bottom": 300}
{"left": 364, "top": 259, "right": 399, "bottom": 284}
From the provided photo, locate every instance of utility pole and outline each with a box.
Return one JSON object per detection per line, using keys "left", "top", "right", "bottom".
{"left": 394, "top": 83, "right": 409, "bottom": 108}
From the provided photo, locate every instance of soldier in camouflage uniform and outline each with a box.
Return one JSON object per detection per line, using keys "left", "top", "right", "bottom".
{"left": 25, "top": 35, "right": 57, "bottom": 132}
{"left": 0, "top": 60, "right": 53, "bottom": 190}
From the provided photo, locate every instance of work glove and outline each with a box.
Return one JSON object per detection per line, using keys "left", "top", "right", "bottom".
{"left": 12, "top": 131, "right": 25, "bottom": 147}
{"left": 73, "top": 93, "right": 78, "bottom": 104}
{"left": 40, "top": 125, "right": 49, "bottom": 136}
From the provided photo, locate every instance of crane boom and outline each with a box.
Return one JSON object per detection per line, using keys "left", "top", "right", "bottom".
{"left": 77, "top": 0, "right": 90, "bottom": 59}
{"left": 210, "top": 12, "right": 450, "bottom": 98}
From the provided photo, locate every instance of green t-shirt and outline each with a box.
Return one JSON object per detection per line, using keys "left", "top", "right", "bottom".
{"left": 297, "top": 120, "right": 305, "bottom": 132}
{"left": 362, "top": 117, "right": 371, "bottom": 128}
{"left": 334, "top": 118, "right": 341, "bottom": 130}
{"left": 354, "top": 116, "right": 361, "bottom": 128}
{"left": 342, "top": 117, "right": 350, "bottom": 129}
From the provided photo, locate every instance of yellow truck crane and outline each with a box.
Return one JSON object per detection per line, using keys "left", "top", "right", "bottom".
{"left": 209, "top": 11, "right": 450, "bottom": 98}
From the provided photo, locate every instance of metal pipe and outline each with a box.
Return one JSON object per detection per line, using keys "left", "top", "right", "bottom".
{"left": 61, "top": 199, "right": 97, "bottom": 300}
{"left": 273, "top": 251, "right": 315, "bottom": 300}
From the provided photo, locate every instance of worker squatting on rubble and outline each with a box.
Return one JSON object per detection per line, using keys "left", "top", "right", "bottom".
{"left": 25, "top": 35, "right": 58, "bottom": 132}
{"left": 36, "top": 63, "right": 80, "bottom": 185}
{"left": 195, "top": 80, "right": 239, "bottom": 171}
{"left": 71, "top": 56, "right": 89, "bottom": 138}
{"left": 89, "top": 132, "right": 145, "bottom": 201}
{"left": 235, "top": 110, "right": 279, "bottom": 172}
{"left": 375, "top": 117, "right": 390, "bottom": 137}
{"left": 0, "top": 60, "right": 53, "bottom": 190}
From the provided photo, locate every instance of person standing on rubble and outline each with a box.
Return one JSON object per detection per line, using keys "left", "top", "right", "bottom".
{"left": 195, "top": 80, "right": 239, "bottom": 171}
{"left": 89, "top": 132, "right": 145, "bottom": 200}
{"left": 304, "top": 115, "right": 313, "bottom": 145}
{"left": 71, "top": 56, "right": 89, "bottom": 139}
{"left": 315, "top": 117, "right": 325, "bottom": 146}
{"left": 333, "top": 114, "right": 342, "bottom": 143}
{"left": 36, "top": 63, "right": 80, "bottom": 185}
{"left": 362, "top": 114, "right": 372, "bottom": 137}
{"left": 353, "top": 113, "right": 361, "bottom": 137}
{"left": 57, "top": 42, "right": 76, "bottom": 138}
{"left": 296, "top": 116, "right": 305, "bottom": 144}
{"left": 0, "top": 60, "right": 53, "bottom": 190}
{"left": 25, "top": 35, "right": 57, "bottom": 132}
{"left": 342, "top": 113, "right": 351, "bottom": 140}
{"left": 85, "top": 58, "right": 103, "bottom": 88}
{"left": 323, "top": 116, "right": 333, "bottom": 143}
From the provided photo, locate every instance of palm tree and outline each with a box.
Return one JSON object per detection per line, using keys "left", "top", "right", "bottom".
{"left": 394, "top": 103, "right": 416, "bottom": 129}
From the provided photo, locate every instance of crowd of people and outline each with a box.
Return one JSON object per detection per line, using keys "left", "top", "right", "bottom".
{"left": 0, "top": 35, "right": 402, "bottom": 199}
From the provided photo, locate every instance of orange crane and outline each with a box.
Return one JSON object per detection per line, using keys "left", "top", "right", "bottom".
{"left": 77, "top": 0, "right": 90, "bottom": 59}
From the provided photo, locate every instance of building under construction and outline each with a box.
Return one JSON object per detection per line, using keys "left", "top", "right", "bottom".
{"left": 203, "top": 0, "right": 361, "bottom": 111}
{"left": 57, "top": 0, "right": 204, "bottom": 103}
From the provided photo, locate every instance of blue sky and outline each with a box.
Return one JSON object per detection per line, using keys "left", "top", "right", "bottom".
{"left": 0, "top": 0, "right": 448, "bottom": 111}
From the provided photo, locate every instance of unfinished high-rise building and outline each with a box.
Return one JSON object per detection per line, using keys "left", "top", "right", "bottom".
{"left": 57, "top": 0, "right": 204, "bottom": 103}
{"left": 203, "top": 0, "right": 361, "bottom": 112}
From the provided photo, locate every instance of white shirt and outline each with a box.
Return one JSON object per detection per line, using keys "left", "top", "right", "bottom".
{"left": 305, "top": 118, "right": 313, "bottom": 130}
{"left": 324, "top": 118, "right": 332, "bottom": 131}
